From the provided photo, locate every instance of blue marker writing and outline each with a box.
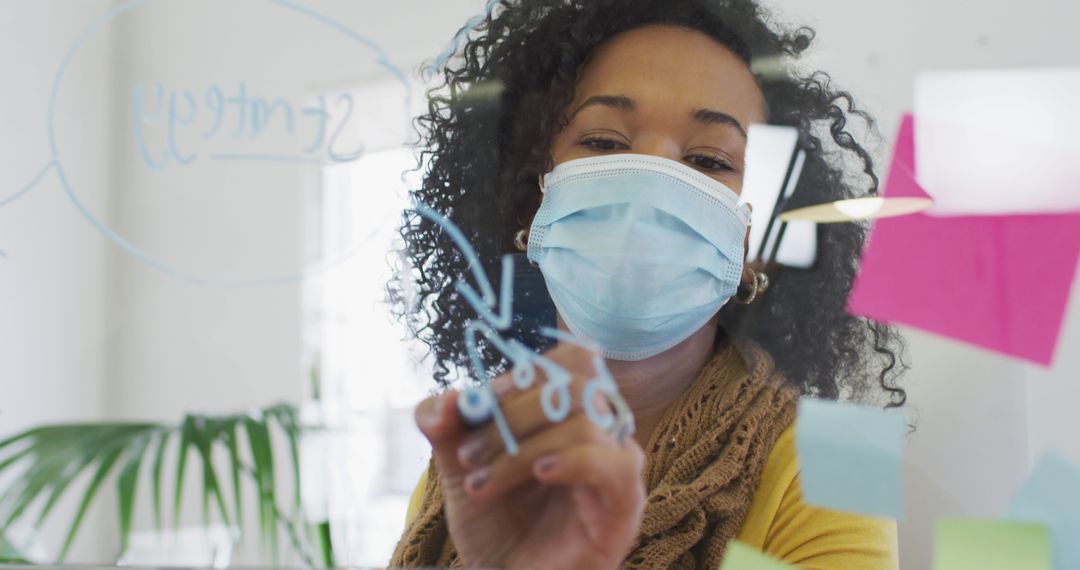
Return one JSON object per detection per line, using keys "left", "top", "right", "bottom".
{"left": 167, "top": 88, "right": 198, "bottom": 165}
{"left": 130, "top": 80, "right": 361, "bottom": 169}
{"left": 413, "top": 201, "right": 635, "bottom": 454}
{"left": 132, "top": 82, "right": 167, "bottom": 170}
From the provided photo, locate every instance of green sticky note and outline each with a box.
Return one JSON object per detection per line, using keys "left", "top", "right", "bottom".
{"left": 934, "top": 518, "right": 1051, "bottom": 570}
{"left": 719, "top": 541, "right": 793, "bottom": 570}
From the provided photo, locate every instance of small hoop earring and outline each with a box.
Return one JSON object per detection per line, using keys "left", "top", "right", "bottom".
{"left": 514, "top": 229, "right": 529, "bottom": 252}
{"left": 753, "top": 270, "right": 769, "bottom": 294}
{"left": 734, "top": 269, "right": 769, "bottom": 305}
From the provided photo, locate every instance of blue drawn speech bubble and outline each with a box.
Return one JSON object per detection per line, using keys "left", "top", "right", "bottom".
{"left": 2, "top": 0, "right": 413, "bottom": 286}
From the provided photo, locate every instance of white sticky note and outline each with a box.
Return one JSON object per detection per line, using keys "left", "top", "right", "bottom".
{"left": 795, "top": 397, "right": 907, "bottom": 519}
{"left": 742, "top": 124, "right": 816, "bottom": 268}
{"left": 914, "top": 68, "right": 1080, "bottom": 215}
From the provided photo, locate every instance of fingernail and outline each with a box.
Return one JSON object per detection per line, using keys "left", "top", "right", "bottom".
{"left": 535, "top": 455, "right": 557, "bottom": 475}
{"left": 492, "top": 380, "right": 513, "bottom": 396}
{"left": 458, "top": 436, "right": 484, "bottom": 467}
{"left": 464, "top": 467, "right": 489, "bottom": 492}
{"left": 590, "top": 389, "right": 611, "bottom": 414}
{"left": 419, "top": 395, "right": 443, "bottom": 429}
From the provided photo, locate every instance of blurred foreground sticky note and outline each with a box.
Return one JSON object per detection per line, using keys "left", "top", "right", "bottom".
{"left": 847, "top": 114, "right": 1080, "bottom": 366}
{"left": 1007, "top": 452, "right": 1080, "bottom": 570}
{"left": 794, "top": 397, "right": 906, "bottom": 519}
{"left": 934, "top": 519, "right": 1050, "bottom": 570}
{"left": 719, "top": 541, "right": 794, "bottom": 570}
{"left": 915, "top": 68, "right": 1080, "bottom": 215}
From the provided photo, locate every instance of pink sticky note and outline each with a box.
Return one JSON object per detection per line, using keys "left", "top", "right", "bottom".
{"left": 848, "top": 114, "right": 1080, "bottom": 366}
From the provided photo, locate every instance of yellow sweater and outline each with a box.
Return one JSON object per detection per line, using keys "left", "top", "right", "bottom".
{"left": 404, "top": 425, "right": 899, "bottom": 569}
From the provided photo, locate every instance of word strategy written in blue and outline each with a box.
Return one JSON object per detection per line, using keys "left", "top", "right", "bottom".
{"left": 132, "top": 81, "right": 365, "bottom": 169}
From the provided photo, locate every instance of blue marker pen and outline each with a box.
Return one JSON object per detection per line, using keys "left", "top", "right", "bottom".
{"left": 457, "top": 385, "right": 496, "bottom": 428}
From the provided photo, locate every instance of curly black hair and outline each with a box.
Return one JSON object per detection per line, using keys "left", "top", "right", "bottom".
{"left": 389, "top": 0, "right": 908, "bottom": 408}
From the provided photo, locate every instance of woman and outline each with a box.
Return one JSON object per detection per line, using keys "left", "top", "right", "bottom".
{"left": 389, "top": 0, "right": 907, "bottom": 568}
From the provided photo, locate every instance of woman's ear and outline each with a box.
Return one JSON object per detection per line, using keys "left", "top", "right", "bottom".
{"left": 743, "top": 226, "right": 751, "bottom": 262}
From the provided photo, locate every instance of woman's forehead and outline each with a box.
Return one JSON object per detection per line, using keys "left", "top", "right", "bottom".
{"left": 570, "top": 24, "right": 767, "bottom": 126}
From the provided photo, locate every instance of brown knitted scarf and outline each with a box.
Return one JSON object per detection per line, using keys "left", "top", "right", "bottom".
{"left": 390, "top": 342, "right": 799, "bottom": 569}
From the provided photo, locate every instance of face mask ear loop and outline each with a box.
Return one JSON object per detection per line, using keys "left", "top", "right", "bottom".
{"left": 737, "top": 202, "right": 753, "bottom": 229}
{"left": 538, "top": 173, "right": 548, "bottom": 194}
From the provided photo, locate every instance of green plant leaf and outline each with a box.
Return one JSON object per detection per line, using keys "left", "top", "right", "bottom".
{"left": 57, "top": 443, "right": 125, "bottom": 562}
{"left": 316, "top": 520, "right": 334, "bottom": 569}
{"left": 269, "top": 405, "right": 302, "bottom": 512}
{"left": 0, "top": 444, "right": 35, "bottom": 474}
{"left": 0, "top": 427, "right": 80, "bottom": 512}
{"left": 244, "top": 412, "right": 278, "bottom": 561}
{"left": 0, "top": 427, "right": 40, "bottom": 452}
{"left": 190, "top": 416, "right": 231, "bottom": 529}
{"left": 28, "top": 456, "right": 93, "bottom": 532}
{"left": 225, "top": 419, "right": 244, "bottom": 534}
{"left": 173, "top": 415, "right": 195, "bottom": 528}
{"left": 151, "top": 429, "right": 171, "bottom": 531}
{"left": 1, "top": 462, "right": 56, "bottom": 528}
{"left": 194, "top": 417, "right": 211, "bottom": 524}
{"left": 0, "top": 529, "right": 29, "bottom": 564}
{"left": 0, "top": 405, "right": 311, "bottom": 565}
{"left": 117, "top": 433, "right": 154, "bottom": 557}
{"left": 1, "top": 425, "right": 152, "bottom": 535}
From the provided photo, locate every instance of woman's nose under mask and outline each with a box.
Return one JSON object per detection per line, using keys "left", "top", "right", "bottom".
{"left": 525, "top": 153, "right": 750, "bottom": 361}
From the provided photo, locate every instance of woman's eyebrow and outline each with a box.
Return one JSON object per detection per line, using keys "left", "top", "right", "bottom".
{"left": 570, "top": 94, "right": 636, "bottom": 118}
{"left": 690, "top": 108, "right": 747, "bottom": 139}
{"left": 570, "top": 94, "right": 747, "bottom": 139}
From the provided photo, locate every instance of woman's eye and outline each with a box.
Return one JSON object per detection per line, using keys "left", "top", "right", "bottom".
{"left": 686, "top": 154, "right": 734, "bottom": 172}
{"left": 580, "top": 138, "right": 733, "bottom": 172}
{"left": 580, "top": 137, "right": 628, "bottom": 151}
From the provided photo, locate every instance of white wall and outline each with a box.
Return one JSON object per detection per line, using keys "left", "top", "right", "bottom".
{"left": 1027, "top": 266, "right": 1080, "bottom": 466}
{"left": 0, "top": 0, "right": 117, "bottom": 561}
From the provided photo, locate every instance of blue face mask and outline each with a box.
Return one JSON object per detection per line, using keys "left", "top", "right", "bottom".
{"left": 527, "top": 153, "right": 750, "bottom": 361}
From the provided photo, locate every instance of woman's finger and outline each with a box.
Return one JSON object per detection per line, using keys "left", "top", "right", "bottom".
{"left": 532, "top": 442, "right": 646, "bottom": 519}
{"left": 457, "top": 375, "right": 613, "bottom": 469}
{"left": 457, "top": 341, "right": 612, "bottom": 468}
{"left": 414, "top": 391, "right": 472, "bottom": 485}
{"left": 486, "top": 341, "right": 599, "bottom": 403}
{"left": 460, "top": 413, "right": 616, "bottom": 499}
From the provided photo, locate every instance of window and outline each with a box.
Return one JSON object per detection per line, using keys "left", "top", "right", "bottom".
{"left": 302, "top": 141, "right": 433, "bottom": 566}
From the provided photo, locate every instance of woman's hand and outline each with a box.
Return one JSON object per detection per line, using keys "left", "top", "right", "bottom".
{"left": 414, "top": 343, "right": 646, "bottom": 570}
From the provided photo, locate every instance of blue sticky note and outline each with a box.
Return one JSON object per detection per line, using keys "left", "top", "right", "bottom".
{"left": 795, "top": 397, "right": 906, "bottom": 519}
{"left": 1006, "top": 451, "right": 1080, "bottom": 570}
